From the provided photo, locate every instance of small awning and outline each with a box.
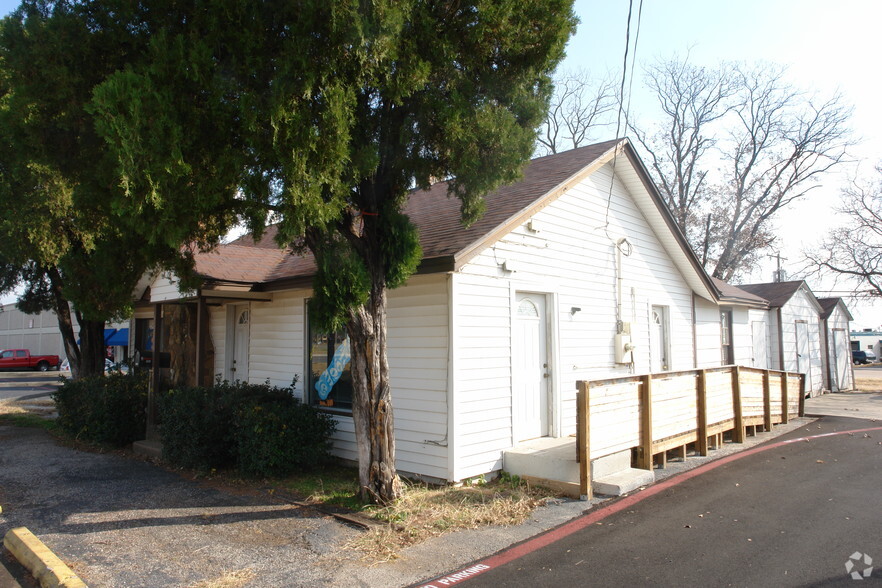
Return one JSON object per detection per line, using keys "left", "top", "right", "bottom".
{"left": 77, "top": 328, "right": 120, "bottom": 346}
{"left": 106, "top": 328, "right": 129, "bottom": 346}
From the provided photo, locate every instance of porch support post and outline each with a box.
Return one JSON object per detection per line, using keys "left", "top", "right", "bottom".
{"left": 576, "top": 381, "right": 592, "bottom": 501}
{"left": 798, "top": 373, "right": 806, "bottom": 417}
{"left": 732, "top": 366, "right": 744, "bottom": 443}
{"left": 762, "top": 369, "right": 772, "bottom": 432}
{"left": 781, "top": 372, "right": 789, "bottom": 424}
{"left": 148, "top": 303, "right": 162, "bottom": 441}
{"left": 195, "top": 293, "right": 207, "bottom": 387}
{"left": 637, "top": 374, "right": 653, "bottom": 470}
{"left": 696, "top": 369, "right": 708, "bottom": 456}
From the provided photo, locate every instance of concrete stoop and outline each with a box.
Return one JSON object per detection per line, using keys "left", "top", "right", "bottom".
{"left": 503, "top": 438, "right": 655, "bottom": 497}
{"left": 132, "top": 439, "right": 163, "bottom": 459}
{"left": 592, "top": 468, "right": 655, "bottom": 496}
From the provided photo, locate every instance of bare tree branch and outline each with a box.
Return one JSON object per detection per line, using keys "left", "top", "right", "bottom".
{"left": 628, "top": 56, "right": 737, "bottom": 246}
{"left": 805, "top": 167, "right": 882, "bottom": 298}
{"left": 536, "top": 68, "right": 617, "bottom": 155}
{"left": 711, "top": 64, "right": 853, "bottom": 279}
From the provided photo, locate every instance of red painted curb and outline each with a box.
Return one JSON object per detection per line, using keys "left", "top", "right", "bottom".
{"left": 415, "top": 425, "right": 882, "bottom": 587}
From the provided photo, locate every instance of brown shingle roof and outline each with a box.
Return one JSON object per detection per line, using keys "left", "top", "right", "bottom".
{"left": 205, "top": 139, "right": 621, "bottom": 284}
{"left": 711, "top": 277, "right": 769, "bottom": 307}
{"left": 736, "top": 281, "right": 806, "bottom": 308}
{"left": 817, "top": 297, "right": 854, "bottom": 321}
{"left": 194, "top": 244, "right": 291, "bottom": 284}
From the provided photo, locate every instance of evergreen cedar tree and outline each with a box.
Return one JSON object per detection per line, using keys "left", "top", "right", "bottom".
{"left": 15, "top": 1, "right": 577, "bottom": 503}
{"left": 0, "top": 1, "right": 218, "bottom": 378}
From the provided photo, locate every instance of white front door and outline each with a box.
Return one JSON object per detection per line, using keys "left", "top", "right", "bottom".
{"left": 751, "top": 321, "right": 768, "bottom": 369}
{"left": 650, "top": 305, "right": 669, "bottom": 372}
{"left": 833, "top": 329, "right": 850, "bottom": 391}
{"left": 232, "top": 306, "right": 250, "bottom": 382}
{"left": 514, "top": 293, "right": 548, "bottom": 441}
{"left": 795, "top": 321, "right": 810, "bottom": 390}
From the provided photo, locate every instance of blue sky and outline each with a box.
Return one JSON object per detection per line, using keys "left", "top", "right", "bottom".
{"left": 2, "top": 1, "right": 881, "bottom": 324}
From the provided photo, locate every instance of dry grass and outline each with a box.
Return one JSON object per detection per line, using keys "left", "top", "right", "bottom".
{"left": 187, "top": 568, "right": 256, "bottom": 588}
{"left": 0, "top": 397, "right": 56, "bottom": 416}
{"left": 349, "top": 476, "right": 556, "bottom": 563}
{"left": 853, "top": 371, "right": 882, "bottom": 392}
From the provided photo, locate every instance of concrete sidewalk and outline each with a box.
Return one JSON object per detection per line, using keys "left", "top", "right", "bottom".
{"left": 804, "top": 391, "right": 882, "bottom": 420}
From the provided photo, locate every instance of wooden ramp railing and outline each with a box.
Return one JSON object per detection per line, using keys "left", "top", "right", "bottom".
{"left": 575, "top": 366, "right": 805, "bottom": 500}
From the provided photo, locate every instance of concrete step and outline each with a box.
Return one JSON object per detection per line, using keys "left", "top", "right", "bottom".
{"left": 503, "top": 439, "right": 654, "bottom": 496}
{"left": 593, "top": 468, "right": 655, "bottom": 496}
{"left": 132, "top": 439, "right": 163, "bottom": 459}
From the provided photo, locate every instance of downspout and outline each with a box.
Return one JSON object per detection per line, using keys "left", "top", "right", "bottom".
{"left": 691, "top": 292, "right": 698, "bottom": 369}
{"left": 776, "top": 307, "right": 785, "bottom": 370}
{"left": 616, "top": 239, "right": 624, "bottom": 332}
{"left": 445, "top": 272, "right": 457, "bottom": 482}
{"left": 821, "top": 317, "right": 832, "bottom": 392}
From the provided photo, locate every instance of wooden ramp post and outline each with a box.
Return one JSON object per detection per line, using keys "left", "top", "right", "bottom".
{"left": 798, "top": 374, "right": 806, "bottom": 417}
{"left": 696, "top": 369, "right": 708, "bottom": 456}
{"left": 576, "top": 381, "right": 592, "bottom": 500}
{"left": 732, "top": 366, "right": 745, "bottom": 443}
{"left": 781, "top": 372, "right": 789, "bottom": 424}
{"left": 762, "top": 369, "right": 772, "bottom": 432}
{"left": 637, "top": 374, "right": 654, "bottom": 470}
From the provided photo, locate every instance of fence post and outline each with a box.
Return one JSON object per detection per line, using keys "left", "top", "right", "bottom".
{"left": 696, "top": 369, "right": 708, "bottom": 456}
{"left": 781, "top": 372, "right": 789, "bottom": 424}
{"left": 637, "top": 374, "right": 654, "bottom": 470}
{"left": 762, "top": 369, "right": 772, "bottom": 432}
{"left": 732, "top": 366, "right": 744, "bottom": 443}
{"left": 798, "top": 374, "right": 806, "bottom": 417}
{"left": 576, "top": 381, "right": 592, "bottom": 500}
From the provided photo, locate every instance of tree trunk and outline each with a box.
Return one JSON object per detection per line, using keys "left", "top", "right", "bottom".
{"left": 76, "top": 314, "right": 107, "bottom": 378}
{"left": 167, "top": 304, "right": 197, "bottom": 387}
{"left": 47, "top": 269, "right": 81, "bottom": 378}
{"left": 346, "top": 282, "right": 402, "bottom": 505}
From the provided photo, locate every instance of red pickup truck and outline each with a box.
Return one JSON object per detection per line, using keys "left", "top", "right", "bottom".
{"left": 0, "top": 349, "right": 61, "bottom": 372}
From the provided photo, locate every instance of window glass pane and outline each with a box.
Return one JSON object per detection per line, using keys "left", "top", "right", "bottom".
{"left": 517, "top": 299, "right": 539, "bottom": 317}
{"left": 15, "top": 350, "right": 26, "bottom": 357}
{"left": 307, "top": 312, "right": 353, "bottom": 411}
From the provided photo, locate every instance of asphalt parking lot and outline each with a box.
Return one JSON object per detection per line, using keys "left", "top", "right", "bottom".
{"left": 1, "top": 387, "right": 880, "bottom": 587}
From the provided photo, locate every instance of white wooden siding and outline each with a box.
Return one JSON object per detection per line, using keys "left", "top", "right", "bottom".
{"left": 248, "top": 291, "right": 306, "bottom": 389}
{"left": 149, "top": 273, "right": 195, "bottom": 303}
{"left": 731, "top": 308, "right": 752, "bottom": 366}
{"left": 453, "top": 161, "right": 698, "bottom": 480}
{"left": 694, "top": 297, "right": 722, "bottom": 368}
{"left": 208, "top": 274, "right": 450, "bottom": 481}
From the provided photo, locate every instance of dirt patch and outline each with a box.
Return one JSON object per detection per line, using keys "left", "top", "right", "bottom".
{"left": 853, "top": 371, "right": 882, "bottom": 392}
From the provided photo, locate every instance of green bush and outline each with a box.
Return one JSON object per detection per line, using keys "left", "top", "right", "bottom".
{"left": 158, "top": 379, "right": 336, "bottom": 476}
{"left": 236, "top": 399, "right": 337, "bottom": 477}
{"left": 52, "top": 371, "right": 148, "bottom": 447}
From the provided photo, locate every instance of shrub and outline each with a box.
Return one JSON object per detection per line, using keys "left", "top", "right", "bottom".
{"left": 52, "top": 371, "right": 148, "bottom": 447}
{"left": 158, "top": 378, "right": 336, "bottom": 476}
{"left": 236, "top": 399, "right": 337, "bottom": 477}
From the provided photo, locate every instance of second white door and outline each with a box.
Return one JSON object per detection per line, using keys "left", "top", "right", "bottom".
{"left": 514, "top": 293, "right": 549, "bottom": 441}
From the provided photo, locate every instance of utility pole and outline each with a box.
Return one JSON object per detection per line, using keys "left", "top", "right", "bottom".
{"left": 768, "top": 252, "right": 787, "bottom": 282}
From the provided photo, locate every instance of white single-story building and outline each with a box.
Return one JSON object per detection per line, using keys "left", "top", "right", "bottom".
{"left": 818, "top": 297, "right": 854, "bottom": 391}
{"left": 737, "top": 281, "right": 827, "bottom": 396}
{"left": 135, "top": 139, "right": 827, "bottom": 482}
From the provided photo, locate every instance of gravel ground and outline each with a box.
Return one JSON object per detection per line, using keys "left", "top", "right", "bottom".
{"left": 0, "top": 414, "right": 818, "bottom": 588}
